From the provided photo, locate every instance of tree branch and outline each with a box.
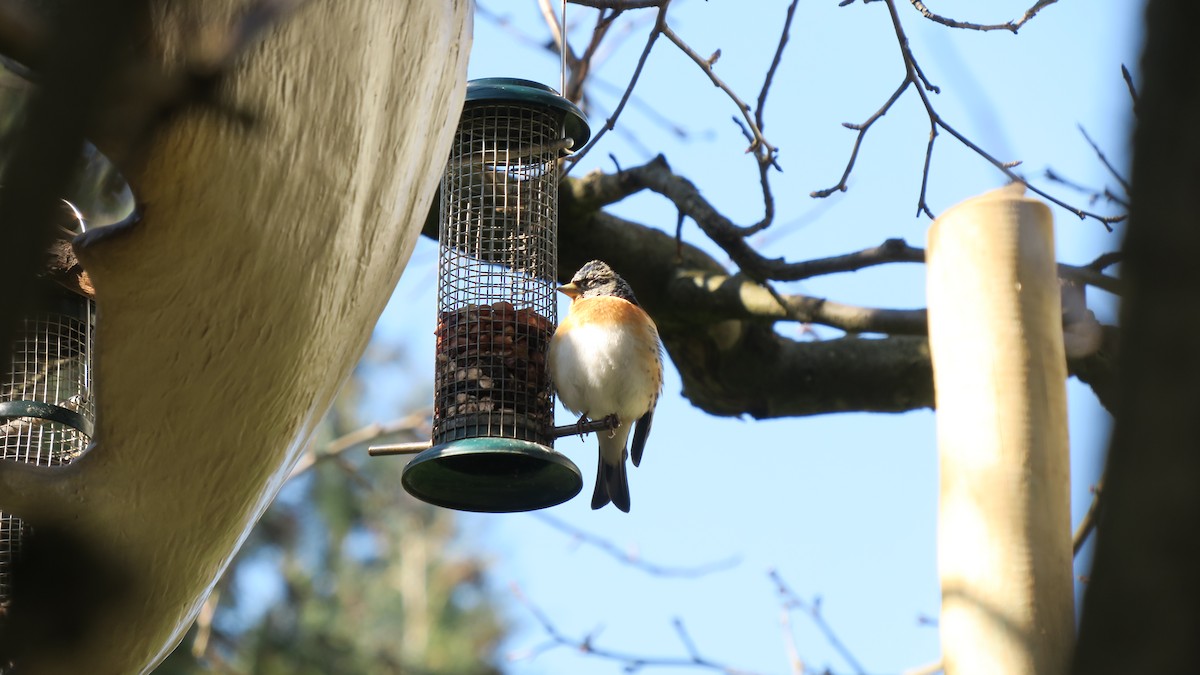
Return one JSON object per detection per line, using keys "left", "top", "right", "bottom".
{"left": 556, "top": 181, "right": 1119, "bottom": 417}
{"left": 817, "top": 0, "right": 1124, "bottom": 230}
{"left": 575, "top": 156, "right": 1122, "bottom": 294}
{"left": 533, "top": 513, "right": 739, "bottom": 577}
{"left": 770, "top": 570, "right": 869, "bottom": 675}
{"left": 903, "top": 0, "right": 1060, "bottom": 33}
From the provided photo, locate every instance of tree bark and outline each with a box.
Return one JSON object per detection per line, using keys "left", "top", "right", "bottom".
{"left": 1072, "top": 1, "right": 1200, "bottom": 672}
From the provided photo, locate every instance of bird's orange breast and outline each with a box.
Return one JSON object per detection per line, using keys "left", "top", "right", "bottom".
{"left": 560, "top": 296, "right": 652, "bottom": 330}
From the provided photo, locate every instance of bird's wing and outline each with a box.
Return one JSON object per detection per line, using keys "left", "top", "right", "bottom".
{"left": 630, "top": 407, "right": 653, "bottom": 467}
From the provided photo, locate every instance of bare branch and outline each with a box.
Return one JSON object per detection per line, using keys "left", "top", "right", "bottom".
{"left": 672, "top": 270, "right": 929, "bottom": 334}
{"left": 904, "top": 0, "right": 1059, "bottom": 33}
{"left": 659, "top": 22, "right": 777, "bottom": 163}
{"left": 1121, "top": 63, "right": 1139, "bottom": 111}
{"left": 553, "top": 182, "right": 1120, "bottom": 417}
{"left": 1073, "top": 481, "right": 1103, "bottom": 555}
{"left": 289, "top": 412, "right": 428, "bottom": 480}
{"left": 755, "top": 0, "right": 801, "bottom": 134}
{"left": 533, "top": 513, "right": 740, "bottom": 577}
{"left": 1087, "top": 252, "right": 1122, "bottom": 272}
{"left": 812, "top": 80, "right": 910, "bottom": 198}
{"left": 770, "top": 569, "right": 869, "bottom": 675}
{"left": 568, "top": 0, "right": 665, "bottom": 9}
{"left": 879, "top": 0, "right": 1124, "bottom": 229}
{"left": 564, "top": 2, "right": 669, "bottom": 170}
{"left": 817, "top": 0, "right": 1123, "bottom": 229}
{"left": 916, "top": 121, "right": 938, "bottom": 218}
{"left": 1043, "top": 168, "right": 1130, "bottom": 211}
{"left": 1078, "top": 124, "right": 1131, "bottom": 194}
{"left": 510, "top": 585, "right": 772, "bottom": 674}
{"left": 779, "top": 607, "right": 807, "bottom": 675}
{"left": 742, "top": 0, "right": 802, "bottom": 235}
{"left": 585, "top": 157, "right": 1123, "bottom": 294}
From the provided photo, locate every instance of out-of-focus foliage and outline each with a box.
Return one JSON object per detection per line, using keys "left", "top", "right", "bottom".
{"left": 156, "top": 368, "right": 506, "bottom": 675}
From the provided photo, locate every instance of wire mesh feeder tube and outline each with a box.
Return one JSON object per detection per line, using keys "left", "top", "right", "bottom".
{"left": 401, "top": 78, "right": 590, "bottom": 513}
{"left": 0, "top": 268, "right": 96, "bottom": 605}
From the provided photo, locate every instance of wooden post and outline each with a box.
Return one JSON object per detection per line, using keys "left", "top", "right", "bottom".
{"left": 926, "top": 184, "right": 1074, "bottom": 675}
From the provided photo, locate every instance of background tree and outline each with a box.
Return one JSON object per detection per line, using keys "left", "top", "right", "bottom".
{"left": 400, "top": 1, "right": 1141, "bottom": 673}
{"left": 3, "top": 0, "right": 1190, "bottom": 673}
{"left": 174, "top": 0, "right": 1151, "bottom": 672}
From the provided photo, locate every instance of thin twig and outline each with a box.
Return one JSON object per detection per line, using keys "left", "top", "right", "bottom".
{"left": 820, "top": 0, "right": 1122, "bottom": 228}
{"left": 779, "top": 607, "right": 806, "bottom": 675}
{"left": 770, "top": 569, "right": 869, "bottom": 675}
{"left": 659, "top": 23, "right": 776, "bottom": 163}
{"left": 291, "top": 413, "right": 427, "bottom": 479}
{"left": 190, "top": 588, "right": 220, "bottom": 660}
{"left": 1087, "top": 251, "right": 1122, "bottom": 271}
{"left": 915, "top": 120, "right": 938, "bottom": 218}
{"left": 568, "top": 0, "right": 665, "bottom": 9}
{"left": 1078, "top": 124, "right": 1131, "bottom": 194}
{"left": 599, "top": 158, "right": 1124, "bottom": 293}
{"left": 534, "top": 512, "right": 741, "bottom": 577}
{"left": 1043, "top": 168, "right": 1130, "bottom": 210}
{"left": 905, "top": 0, "right": 1059, "bottom": 33}
{"left": 1073, "top": 481, "right": 1103, "bottom": 555}
{"left": 812, "top": 79, "right": 910, "bottom": 198}
{"left": 564, "top": 1, "right": 670, "bottom": 172}
{"left": 878, "top": 0, "right": 1123, "bottom": 228}
{"left": 1121, "top": 63, "right": 1138, "bottom": 111}
{"left": 510, "top": 585, "right": 770, "bottom": 674}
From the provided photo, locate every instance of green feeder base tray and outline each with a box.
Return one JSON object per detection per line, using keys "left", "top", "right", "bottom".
{"left": 401, "top": 438, "right": 582, "bottom": 513}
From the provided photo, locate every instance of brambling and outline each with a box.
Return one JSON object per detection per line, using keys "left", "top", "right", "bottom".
{"left": 548, "top": 260, "right": 663, "bottom": 513}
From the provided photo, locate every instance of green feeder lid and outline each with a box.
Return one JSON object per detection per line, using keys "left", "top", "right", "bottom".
{"left": 465, "top": 77, "right": 591, "bottom": 152}
{"left": 401, "top": 437, "right": 583, "bottom": 513}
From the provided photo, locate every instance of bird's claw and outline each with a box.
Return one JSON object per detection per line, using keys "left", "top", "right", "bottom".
{"left": 602, "top": 414, "right": 620, "bottom": 438}
{"left": 574, "top": 412, "right": 590, "bottom": 441}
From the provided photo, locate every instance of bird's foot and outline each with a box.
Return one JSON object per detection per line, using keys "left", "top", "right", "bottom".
{"left": 574, "top": 412, "right": 590, "bottom": 441}
{"left": 601, "top": 414, "right": 620, "bottom": 439}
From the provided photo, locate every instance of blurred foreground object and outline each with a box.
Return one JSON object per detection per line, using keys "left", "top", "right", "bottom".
{"left": 927, "top": 185, "right": 1073, "bottom": 675}
{"left": 0, "top": 0, "right": 472, "bottom": 672}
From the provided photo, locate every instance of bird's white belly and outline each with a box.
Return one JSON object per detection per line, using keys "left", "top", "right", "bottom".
{"left": 549, "top": 322, "right": 656, "bottom": 420}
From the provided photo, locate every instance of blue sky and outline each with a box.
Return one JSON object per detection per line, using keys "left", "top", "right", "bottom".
{"left": 368, "top": 1, "right": 1141, "bottom": 673}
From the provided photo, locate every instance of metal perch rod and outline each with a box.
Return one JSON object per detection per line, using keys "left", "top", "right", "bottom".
{"left": 368, "top": 416, "right": 618, "bottom": 456}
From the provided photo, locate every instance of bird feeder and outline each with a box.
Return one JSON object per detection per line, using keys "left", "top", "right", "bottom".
{"left": 399, "top": 78, "right": 590, "bottom": 512}
{"left": 0, "top": 202, "right": 96, "bottom": 602}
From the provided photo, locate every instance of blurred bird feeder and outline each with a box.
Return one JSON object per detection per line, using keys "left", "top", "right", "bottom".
{"left": 391, "top": 78, "right": 590, "bottom": 512}
{"left": 0, "top": 202, "right": 96, "bottom": 601}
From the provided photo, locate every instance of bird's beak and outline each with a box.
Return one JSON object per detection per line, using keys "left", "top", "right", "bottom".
{"left": 558, "top": 282, "right": 580, "bottom": 299}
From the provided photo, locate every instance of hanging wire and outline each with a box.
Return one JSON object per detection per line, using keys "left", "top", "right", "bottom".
{"left": 560, "top": 0, "right": 567, "bottom": 96}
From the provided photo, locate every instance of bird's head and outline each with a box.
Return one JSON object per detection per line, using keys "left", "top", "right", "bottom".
{"left": 559, "top": 260, "right": 638, "bottom": 303}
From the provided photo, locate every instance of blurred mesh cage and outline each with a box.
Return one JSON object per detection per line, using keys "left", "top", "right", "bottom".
{"left": 0, "top": 207, "right": 96, "bottom": 604}
{"left": 433, "top": 78, "right": 589, "bottom": 448}
{"left": 0, "top": 56, "right": 130, "bottom": 605}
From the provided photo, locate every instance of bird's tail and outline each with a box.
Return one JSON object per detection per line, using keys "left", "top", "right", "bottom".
{"left": 591, "top": 455, "right": 630, "bottom": 513}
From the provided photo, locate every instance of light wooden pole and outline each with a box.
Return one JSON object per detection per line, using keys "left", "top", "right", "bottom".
{"left": 926, "top": 184, "right": 1074, "bottom": 675}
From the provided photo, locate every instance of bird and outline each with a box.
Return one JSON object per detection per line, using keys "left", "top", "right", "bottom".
{"left": 548, "top": 260, "right": 663, "bottom": 513}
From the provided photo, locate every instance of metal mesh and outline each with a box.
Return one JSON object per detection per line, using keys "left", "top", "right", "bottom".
{"left": 434, "top": 103, "right": 563, "bottom": 448}
{"left": 0, "top": 288, "right": 95, "bottom": 604}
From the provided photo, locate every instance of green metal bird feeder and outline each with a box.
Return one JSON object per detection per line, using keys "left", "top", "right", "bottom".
{"left": 395, "top": 78, "right": 590, "bottom": 512}
{"left": 0, "top": 203, "right": 96, "bottom": 604}
{"left": 0, "top": 55, "right": 134, "bottom": 602}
